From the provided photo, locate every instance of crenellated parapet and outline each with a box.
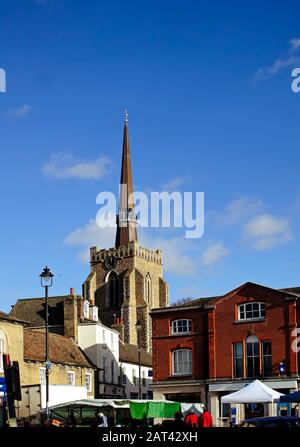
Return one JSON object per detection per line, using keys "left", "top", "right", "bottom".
{"left": 90, "top": 241, "right": 162, "bottom": 265}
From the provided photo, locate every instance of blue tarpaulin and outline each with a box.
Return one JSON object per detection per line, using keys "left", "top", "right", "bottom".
{"left": 280, "top": 391, "right": 300, "bottom": 403}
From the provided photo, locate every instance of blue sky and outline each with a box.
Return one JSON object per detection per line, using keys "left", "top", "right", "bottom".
{"left": 1, "top": 0, "right": 300, "bottom": 311}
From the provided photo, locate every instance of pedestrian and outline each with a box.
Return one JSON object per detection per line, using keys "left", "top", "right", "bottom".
{"left": 291, "top": 404, "right": 299, "bottom": 417}
{"left": 96, "top": 411, "right": 108, "bottom": 428}
{"left": 173, "top": 411, "right": 185, "bottom": 428}
{"left": 68, "top": 409, "right": 77, "bottom": 426}
{"left": 198, "top": 407, "right": 213, "bottom": 428}
{"left": 184, "top": 409, "right": 198, "bottom": 428}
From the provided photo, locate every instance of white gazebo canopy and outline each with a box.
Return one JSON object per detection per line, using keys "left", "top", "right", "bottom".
{"left": 221, "top": 380, "right": 283, "bottom": 404}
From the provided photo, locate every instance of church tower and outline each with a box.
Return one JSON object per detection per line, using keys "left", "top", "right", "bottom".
{"left": 83, "top": 113, "right": 169, "bottom": 351}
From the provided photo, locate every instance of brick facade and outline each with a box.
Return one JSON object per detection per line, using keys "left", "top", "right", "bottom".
{"left": 151, "top": 281, "right": 300, "bottom": 420}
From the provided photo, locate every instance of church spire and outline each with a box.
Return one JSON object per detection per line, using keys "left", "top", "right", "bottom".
{"left": 115, "top": 111, "right": 138, "bottom": 247}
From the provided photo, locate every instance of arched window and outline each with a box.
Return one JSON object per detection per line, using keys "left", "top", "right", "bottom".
{"left": 171, "top": 319, "right": 192, "bottom": 335}
{"left": 108, "top": 271, "right": 120, "bottom": 308}
{"left": 172, "top": 349, "right": 192, "bottom": 376}
{"left": 238, "top": 302, "right": 265, "bottom": 321}
{"left": 246, "top": 335, "right": 260, "bottom": 378}
{"left": 145, "top": 274, "right": 152, "bottom": 305}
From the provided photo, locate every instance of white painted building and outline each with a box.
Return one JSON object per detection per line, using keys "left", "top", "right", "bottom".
{"left": 119, "top": 342, "right": 153, "bottom": 399}
{"left": 78, "top": 320, "right": 153, "bottom": 399}
{"left": 78, "top": 320, "right": 124, "bottom": 398}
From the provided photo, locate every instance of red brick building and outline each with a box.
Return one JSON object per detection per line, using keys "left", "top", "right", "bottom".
{"left": 151, "top": 282, "right": 300, "bottom": 424}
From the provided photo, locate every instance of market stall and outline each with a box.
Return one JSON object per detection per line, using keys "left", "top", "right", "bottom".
{"left": 220, "top": 380, "right": 283, "bottom": 426}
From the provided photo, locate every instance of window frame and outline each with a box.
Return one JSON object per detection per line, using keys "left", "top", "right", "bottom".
{"left": 171, "top": 319, "right": 192, "bottom": 335}
{"left": 172, "top": 348, "right": 192, "bottom": 376}
{"left": 232, "top": 338, "right": 273, "bottom": 379}
{"left": 67, "top": 370, "right": 75, "bottom": 386}
{"left": 132, "top": 368, "right": 137, "bottom": 386}
{"left": 233, "top": 342, "right": 244, "bottom": 378}
{"left": 84, "top": 372, "right": 92, "bottom": 392}
{"left": 145, "top": 274, "right": 152, "bottom": 305}
{"left": 83, "top": 301, "right": 89, "bottom": 319}
{"left": 238, "top": 302, "right": 266, "bottom": 322}
{"left": 102, "top": 357, "right": 106, "bottom": 383}
{"left": 40, "top": 367, "right": 46, "bottom": 385}
{"left": 142, "top": 370, "right": 146, "bottom": 386}
{"left": 246, "top": 335, "right": 260, "bottom": 378}
{"left": 92, "top": 306, "right": 98, "bottom": 321}
{"left": 262, "top": 340, "right": 272, "bottom": 377}
{"left": 108, "top": 271, "right": 119, "bottom": 308}
{"left": 111, "top": 333, "right": 114, "bottom": 351}
{"left": 0, "top": 338, "right": 5, "bottom": 371}
{"left": 111, "top": 360, "right": 115, "bottom": 384}
{"left": 122, "top": 367, "right": 127, "bottom": 384}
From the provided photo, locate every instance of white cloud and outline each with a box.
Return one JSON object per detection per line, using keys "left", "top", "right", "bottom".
{"left": 243, "top": 213, "right": 292, "bottom": 250}
{"left": 201, "top": 242, "right": 230, "bottom": 267}
{"left": 65, "top": 211, "right": 201, "bottom": 277}
{"left": 255, "top": 38, "right": 300, "bottom": 80}
{"left": 162, "top": 177, "right": 185, "bottom": 191}
{"left": 255, "top": 56, "right": 300, "bottom": 80}
{"left": 209, "top": 196, "right": 263, "bottom": 226}
{"left": 42, "top": 153, "right": 111, "bottom": 180}
{"left": 64, "top": 217, "right": 116, "bottom": 262}
{"left": 140, "top": 232, "right": 197, "bottom": 277}
{"left": 6, "top": 104, "right": 31, "bottom": 117}
{"left": 64, "top": 210, "right": 231, "bottom": 277}
{"left": 290, "top": 37, "right": 300, "bottom": 52}
{"left": 64, "top": 217, "right": 197, "bottom": 275}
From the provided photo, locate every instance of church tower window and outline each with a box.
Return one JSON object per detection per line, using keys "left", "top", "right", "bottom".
{"left": 145, "top": 273, "right": 152, "bottom": 305}
{"left": 108, "top": 271, "right": 120, "bottom": 308}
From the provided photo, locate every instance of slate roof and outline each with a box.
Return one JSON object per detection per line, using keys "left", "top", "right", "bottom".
{"left": 152, "top": 281, "right": 300, "bottom": 314}
{"left": 119, "top": 342, "right": 152, "bottom": 367}
{"left": 24, "top": 329, "right": 95, "bottom": 368}
{"left": 0, "top": 310, "right": 28, "bottom": 324}
{"left": 10, "top": 295, "right": 80, "bottom": 327}
{"left": 279, "top": 287, "right": 300, "bottom": 296}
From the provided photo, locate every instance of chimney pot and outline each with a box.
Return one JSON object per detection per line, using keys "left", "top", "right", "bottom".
{"left": 70, "top": 287, "right": 74, "bottom": 297}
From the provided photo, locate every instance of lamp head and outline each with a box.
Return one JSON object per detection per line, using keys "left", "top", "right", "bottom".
{"left": 40, "top": 266, "right": 54, "bottom": 287}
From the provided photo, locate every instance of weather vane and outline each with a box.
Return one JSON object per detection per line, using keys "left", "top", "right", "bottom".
{"left": 125, "top": 109, "right": 128, "bottom": 123}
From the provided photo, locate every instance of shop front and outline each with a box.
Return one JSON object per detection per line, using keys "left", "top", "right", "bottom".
{"left": 208, "top": 379, "right": 298, "bottom": 426}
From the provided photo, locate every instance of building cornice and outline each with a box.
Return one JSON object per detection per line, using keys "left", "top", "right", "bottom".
{"left": 150, "top": 305, "right": 202, "bottom": 314}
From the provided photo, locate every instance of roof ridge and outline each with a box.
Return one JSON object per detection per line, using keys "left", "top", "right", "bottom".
{"left": 15, "top": 294, "right": 82, "bottom": 302}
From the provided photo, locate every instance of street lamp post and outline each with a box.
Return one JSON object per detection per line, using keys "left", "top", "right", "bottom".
{"left": 136, "top": 321, "right": 142, "bottom": 399}
{"left": 39, "top": 266, "right": 54, "bottom": 423}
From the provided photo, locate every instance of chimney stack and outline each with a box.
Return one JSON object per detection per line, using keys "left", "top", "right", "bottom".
{"left": 64, "top": 288, "right": 78, "bottom": 342}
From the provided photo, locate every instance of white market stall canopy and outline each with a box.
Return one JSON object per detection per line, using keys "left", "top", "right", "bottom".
{"left": 47, "top": 398, "right": 177, "bottom": 411}
{"left": 41, "top": 385, "right": 88, "bottom": 409}
{"left": 221, "top": 380, "right": 283, "bottom": 404}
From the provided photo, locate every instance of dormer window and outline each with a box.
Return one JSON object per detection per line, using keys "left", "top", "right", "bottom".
{"left": 238, "top": 302, "right": 265, "bottom": 321}
{"left": 171, "top": 319, "right": 192, "bottom": 335}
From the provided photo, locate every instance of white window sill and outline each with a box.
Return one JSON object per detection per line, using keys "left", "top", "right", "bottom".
{"left": 171, "top": 332, "right": 192, "bottom": 336}
{"left": 235, "top": 318, "right": 265, "bottom": 324}
{"left": 172, "top": 373, "right": 192, "bottom": 377}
